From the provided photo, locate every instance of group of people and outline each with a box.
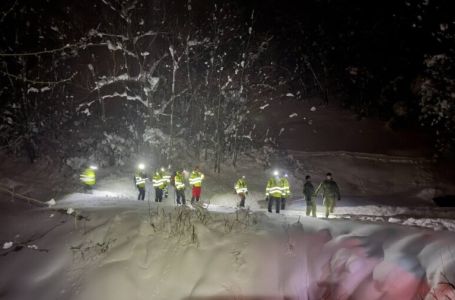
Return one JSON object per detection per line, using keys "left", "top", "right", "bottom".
{"left": 80, "top": 165, "right": 341, "bottom": 218}
{"left": 134, "top": 165, "right": 205, "bottom": 205}
{"left": 266, "top": 171, "right": 341, "bottom": 217}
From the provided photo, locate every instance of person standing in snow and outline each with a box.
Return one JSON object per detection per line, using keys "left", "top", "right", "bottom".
{"left": 280, "top": 173, "right": 291, "bottom": 210}
{"left": 80, "top": 165, "right": 97, "bottom": 194}
{"left": 266, "top": 171, "right": 283, "bottom": 213}
{"left": 152, "top": 170, "right": 165, "bottom": 202}
{"left": 134, "top": 165, "right": 147, "bottom": 201}
{"left": 161, "top": 166, "right": 171, "bottom": 199}
{"left": 315, "top": 172, "right": 341, "bottom": 218}
{"left": 189, "top": 167, "right": 204, "bottom": 203}
{"left": 174, "top": 170, "right": 186, "bottom": 205}
{"left": 235, "top": 176, "right": 248, "bottom": 208}
{"left": 303, "top": 175, "right": 316, "bottom": 217}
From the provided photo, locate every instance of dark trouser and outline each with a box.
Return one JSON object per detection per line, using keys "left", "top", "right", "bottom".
{"left": 83, "top": 184, "right": 93, "bottom": 194}
{"left": 306, "top": 199, "right": 316, "bottom": 217}
{"left": 155, "top": 188, "right": 163, "bottom": 202}
{"left": 137, "top": 187, "right": 145, "bottom": 200}
{"left": 268, "top": 196, "right": 280, "bottom": 213}
{"left": 281, "top": 197, "right": 286, "bottom": 210}
{"left": 324, "top": 197, "right": 336, "bottom": 218}
{"left": 176, "top": 189, "right": 186, "bottom": 205}
{"left": 238, "top": 193, "right": 246, "bottom": 208}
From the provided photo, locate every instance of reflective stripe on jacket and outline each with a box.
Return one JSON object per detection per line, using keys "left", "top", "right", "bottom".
{"left": 80, "top": 168, "right": 96, "bottom": 186}
{"left": 235, "top": 179, "right": 248, "bottom": 194}
{"left": 266, "top": 177, "right": 282, "bottom": 198}
{"left": 189, "top": 171, "right": 204, "bottom": 187}
{"left": 280, "top": 177, "right": 290, "bottom": 197}
{"left": 153, "top": 173, "right": 166, "bottom": 189}
{"left": 162, "top": 171, "right": 171, "bottom": 186}
{"left": 135, "top": 172, "right": 146, "bottom": 188}
{"left": 174, "top": 173, "right": 185, "bottom": 190}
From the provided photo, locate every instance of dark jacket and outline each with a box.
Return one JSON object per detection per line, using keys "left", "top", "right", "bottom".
{"left": 315, "top": 179, "right": 341, "bottom": 200}
{"left": 303, "top": 181, "right": 314, "bottom": 200}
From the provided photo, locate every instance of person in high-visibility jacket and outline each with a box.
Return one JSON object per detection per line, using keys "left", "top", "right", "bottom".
{"left": 134, "top": 168, "right": 147, "bottom": 201}
{"left": 152, "top": 170, "right": 166, "bottom": 202}
{"left": 80, "top": 166, "right": 97, "bottom": 193}
{"left": 174, "top": 170, "right": 186, "bottom": 205}
{"left": 266, "top": 172, "right": 283, "bottom": 213}
{"left": 235, "top": 176, "right": 248, "bottom": 208}
{"left": 280, "top": 174, "right": 291, "bottom": 210}
{"left": 161, "top": 167, "right": 171, "bottom": 199}
{"left": 189, "top": 167, "right": 204, "bottom": 203}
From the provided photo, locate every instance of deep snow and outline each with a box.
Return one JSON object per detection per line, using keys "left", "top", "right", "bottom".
{"left": 1, "top": 150, "right": 455, "bottom": 299}
{"left": 2, "top": 192, "right": 455, "bottom": 300}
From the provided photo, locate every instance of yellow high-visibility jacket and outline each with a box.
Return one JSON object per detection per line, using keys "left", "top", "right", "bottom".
{"left": 280, "top": 177, "right": 290, "bottom": 197}
{"left": 235, "top": 178, "right": 248, "bottom": 194}
{"left": 174, "top": 172, "right": 186, "bottom": 190}
{"left": 80, "top": 168, "right": 96, "bottom": 186}
{"left": 189, "top": 171, "right": 204, "bottom": 187}
{"left": 152, "top": 172, "right": 166, "bottom": 189}
{"left": 135, "top": 171, "right": 146, "bottom": 188}
{"left": 266, "top": 177, "right": 282, "bottom": 198}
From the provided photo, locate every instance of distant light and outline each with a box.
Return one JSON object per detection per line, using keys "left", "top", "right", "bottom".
{"left": 161, "top": 167, "right": 165, "bottom": 172}
{"left": 90, "top": 165, "right": 98, "bottom": 170}
{"left": 138, "top": 163, "right": 145, "bottom": 170}
{"left": 285, "top": 173, "right": 289, "bottom": 178}
{"left": 273, "top": 170, "right": 279, "bottom": 176}
{"left": 242, "top": 175, "right": 246, "bottom": 179}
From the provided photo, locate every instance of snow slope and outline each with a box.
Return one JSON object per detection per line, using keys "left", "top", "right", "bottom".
{"left": 2, "top": 193, "right": 455, "bottom": 300}
{"left": 1, "top": 151, "right": 455, "bottom": 300}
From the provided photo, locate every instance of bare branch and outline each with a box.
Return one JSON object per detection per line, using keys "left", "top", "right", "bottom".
{"left": 0, "top": 43, "right": 78, "bottom": 57}
{"left": 0, "top": 0, "right": 18, "bottom": 24}
{"left": 0, "top": 71, "right": 77, "bottom": 85}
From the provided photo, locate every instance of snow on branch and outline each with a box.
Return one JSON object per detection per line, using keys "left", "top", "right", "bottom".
{"left": 93, "top": 73, "right": 159, "bottom": 90}
{"left": 101, "top": 91, "right": 148, "bottom": 106}
{"left": 0, "top": 70, "right": 77, "bottom": 85}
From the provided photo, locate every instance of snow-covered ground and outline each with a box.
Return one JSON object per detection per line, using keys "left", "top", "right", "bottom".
{"left": 1, "top": 151, "right": 455, "bottom": 299}
{"left": 2, "top": 191, "right": 455, "bottom": 300}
